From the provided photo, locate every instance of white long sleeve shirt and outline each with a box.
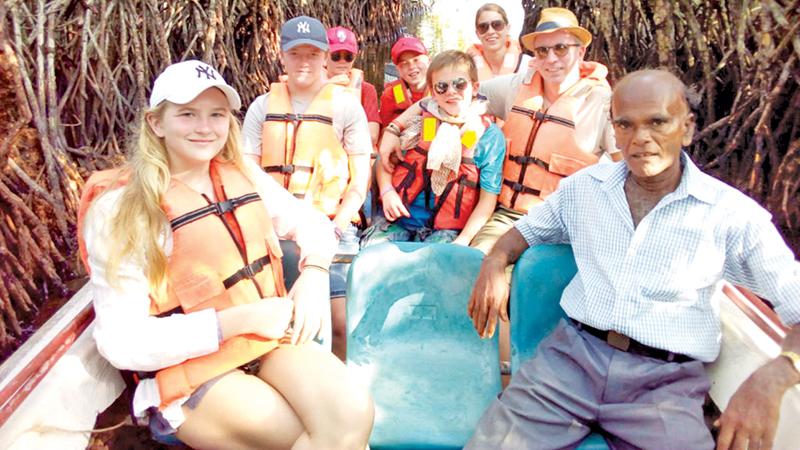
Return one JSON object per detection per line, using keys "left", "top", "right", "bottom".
{"left": 83, "top": 159, "right": 337, "bottom": 427}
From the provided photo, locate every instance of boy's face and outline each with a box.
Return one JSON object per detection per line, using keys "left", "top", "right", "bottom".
{"left": 430, "top": 65, "right": 477, "bottom": 117}
{"left": 327, "top": 50, "right": 356, "bottom": 77}
{"left": 281, "top": 44, "right": 326, "bottom": 89}
{"left": 396, "top": 52, "right": 430, "bottom": 90}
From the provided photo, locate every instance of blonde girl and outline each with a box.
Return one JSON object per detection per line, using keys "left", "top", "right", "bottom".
{"left": 78, "top": 60, "right": 373, "bottom": 449}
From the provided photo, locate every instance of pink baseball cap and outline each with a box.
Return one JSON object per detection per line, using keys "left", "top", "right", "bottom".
{"left": 390, "top": 36, "right": 427, "bottom": 64}
{"left": 327, "top": 26, "right": 358, "bottom": 54}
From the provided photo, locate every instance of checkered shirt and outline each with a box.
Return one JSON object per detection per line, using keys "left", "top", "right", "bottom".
{"left": 515, "top": 153, "right": 800, "bottom": 362}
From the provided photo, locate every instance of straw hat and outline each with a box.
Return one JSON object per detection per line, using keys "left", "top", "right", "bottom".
{"left": 520, "top": 7, "right": 592, "bottom": 51}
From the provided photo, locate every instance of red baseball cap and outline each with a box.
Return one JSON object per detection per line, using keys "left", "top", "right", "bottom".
{"left": 327, "top": 26, "right": 358, "bottom": 54}
{"left": 390, "top": 36, "right": 427, "bottom": 64}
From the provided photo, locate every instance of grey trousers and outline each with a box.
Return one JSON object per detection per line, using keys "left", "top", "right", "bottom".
{"left": 465, "top": 320, "right": 715, "bottom": 450}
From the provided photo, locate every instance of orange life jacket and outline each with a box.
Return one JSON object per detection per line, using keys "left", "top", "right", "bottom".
{"left": 77, "top": 160, "right": 287, "bottom": 409}
{"left": 260, "top": 82, "right": 352, "bottom": 218}
{"left": 391, "top": 111, "right": 489, "bottom": 230}
{"left": 384, "top": 78, "right": 414, "bottom": 112}
{"left": 466, "top": 39, "right": 524, "bottom": 81}
{"left": 499, "top": 61, "right": 610, "bottom": 212}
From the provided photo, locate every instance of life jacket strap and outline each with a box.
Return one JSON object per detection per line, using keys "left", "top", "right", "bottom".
{"left": 223, "top": 255, "right": 271, "bottom": 289}
{"left": 503, "top": 179, "right": 541, "bottom": 196}
{"left": 508, "top": 154, "right": 549, "bottom": 171}
{"left": 509, "top": 106, "right": 575, "bottom": 128}
{"left": 170, "top": 193, "right": 261, "bottom": 231}
{"left": 263, "top": 164, "right": 313, "bottom": 175}
{"left": 264, "top": 113, "right": 333, "bottom": 125}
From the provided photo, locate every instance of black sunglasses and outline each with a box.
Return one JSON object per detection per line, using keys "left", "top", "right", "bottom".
{"left": 477, "top": 20, "right": 506, "bottom": 34}
{"left": 331, "top": 51, "right": 355, "bottom": 62}
{"left": 433, "top": 77, "right": 469, "bottom": 95}
{"left": 533, "top": 43, "right": 581, "bottom": 58}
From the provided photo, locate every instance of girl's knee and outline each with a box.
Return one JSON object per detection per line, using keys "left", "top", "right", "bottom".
{"left": 316, "top": 382, "right": 374, "bottom": 447}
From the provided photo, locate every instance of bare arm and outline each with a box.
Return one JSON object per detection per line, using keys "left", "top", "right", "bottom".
{"left": 368, "top": 122, "right": 380, "bottom": 149}
{"left": 466, "top": 227, "right": 530, "bottom": 338}
{"left": 375, "top": 154, "right": 409, "bottom": 221}
{"left": 379, "top": 101, "right": 425, "bottom": 172}
{"left": 333, "top": 153, "right": 370, "bottom": 231}
{"left": 453, "top": 191, "right": 497, "bottom": 246}
{"left": 217, "top": 299, "right": 294, "bottom": 341}
{"left": 716, "top": 325, "right": 800, "bottom": 450}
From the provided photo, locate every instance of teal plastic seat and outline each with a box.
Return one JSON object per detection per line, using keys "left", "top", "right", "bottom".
{"left": 347, "top": 242, "right": 502, "bottom": 450}
{"left": 510, "top": 244, "right": 609, "bottom": 450}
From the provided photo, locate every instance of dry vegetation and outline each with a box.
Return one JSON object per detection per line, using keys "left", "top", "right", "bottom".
{"left": 523, "top": 0, "right": 799, "bottom": 243}
{"left": 0, "top": 0, "right": 414, "bottom": 352}
{"left": 0, "top": 0, "right": 798, "bottom": 350}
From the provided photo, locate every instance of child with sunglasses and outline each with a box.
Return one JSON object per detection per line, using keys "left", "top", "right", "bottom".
{"left": 466, "top": 3, "right": 531, "bottom": 81}
{"left": 326, "top": 26, "right": 381, "bottom": 149}
{"left": 362, "top": 50, "right": 506, "bottom": 247}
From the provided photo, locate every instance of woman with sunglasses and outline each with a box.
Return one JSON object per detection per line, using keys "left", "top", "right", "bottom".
{"left": 78, "top": 60, "right": 374, "bottom": 449}
{"left": 362, "top": 50, "right": 506, "bottom": 247}
{"left": 382, "top": 7, "right": 620, "bottom": 254}
{"left": 466, "top": 3, "right": 531, "bottom": 81}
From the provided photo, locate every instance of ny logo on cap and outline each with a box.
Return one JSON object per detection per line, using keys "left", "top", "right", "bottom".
{"left": 195, "top": 64, "right": 217, "bottom": 80}
{"left": 337, "top": 30, "right": 347, "bottom": 42}
{"left": 297, "top": 21, "right": 310, "bottom": 34}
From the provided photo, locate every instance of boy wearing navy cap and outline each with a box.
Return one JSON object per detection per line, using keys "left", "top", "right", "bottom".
{"left": 242, "top": 16, "right": 372, "bottom": 360}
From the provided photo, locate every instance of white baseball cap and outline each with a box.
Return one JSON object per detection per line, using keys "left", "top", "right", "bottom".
{"left": 149, "top": 60, "right": 241, "bottom": 110}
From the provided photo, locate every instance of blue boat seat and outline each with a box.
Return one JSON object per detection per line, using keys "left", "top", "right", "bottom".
{"left": 347, "top": 242, "right": 502, "bottom": 450}
{"left": 510, "top": 244, "right": 609, "bottom": 450}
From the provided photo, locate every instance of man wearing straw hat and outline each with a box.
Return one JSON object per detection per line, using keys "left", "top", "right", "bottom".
{"left": 380, "top": 7, "right": 619, "bottom": 252}
{"left": 467, "top": 7, "right": 621, "bottom": 254}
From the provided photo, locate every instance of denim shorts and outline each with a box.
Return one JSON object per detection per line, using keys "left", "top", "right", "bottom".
{"left": 360, "top": 216, "right": 458, "bottom": 248}
{"left": 330, "top": 223, "right": 360, "bottom": 298}
{"left": 148, "top": 372, "right": 228, "bottom": 445}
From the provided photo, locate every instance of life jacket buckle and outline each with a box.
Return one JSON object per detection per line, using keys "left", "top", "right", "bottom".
{"left": 286, "top": 113, "right": 304, "bottom": 123}
{"left": 214, "top": 199, "right": 235, "bottom": 215}
{"left": 242, "top": 263, "right": 256, "bottom": 279}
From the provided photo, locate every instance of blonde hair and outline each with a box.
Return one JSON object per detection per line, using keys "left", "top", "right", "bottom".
{"left": 104, "top": 100, "right": 247, "bottom": 299}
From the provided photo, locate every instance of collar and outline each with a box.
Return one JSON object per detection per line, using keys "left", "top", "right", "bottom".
{"left": 594, "top": 152, "right": 715, "bottom": 204}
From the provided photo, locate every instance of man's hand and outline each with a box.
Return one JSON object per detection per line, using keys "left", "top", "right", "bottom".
{"left": 716, "top": 358, "right": 796, "bottom": 450}
{"left": 288, "top": 267, "right": 331, "bottom": 345}
{"left": 467, "top": 256, "right": 510, "bottom": 339}
{"left": 381, "top": 189, "right": 410, "bottom": 221}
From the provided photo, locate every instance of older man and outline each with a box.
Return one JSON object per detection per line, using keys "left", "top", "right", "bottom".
{"left": 380, "top": 6, "right": 622, "bottom": 385}
{"left": 380, "top": 8, "right": 620, "bottom": 253}
{"left": 465, "top": 69, "right": 800, "bottom": 449}
{"left": 468, "top": 7, "right": 621, "bottom": 254}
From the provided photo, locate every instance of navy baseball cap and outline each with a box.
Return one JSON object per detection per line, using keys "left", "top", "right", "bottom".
{"left": 281, "top": 16, "right": 328, "bottom": 52}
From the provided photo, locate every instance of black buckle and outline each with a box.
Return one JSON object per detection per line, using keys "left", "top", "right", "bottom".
{"left": 242, "top": 263, "right": 256, "bottom": 279}
{"left": 510, "top": 182, "right": 525, "bottom": 192}
{"left": 214, "top": 198, "right": 234, "bottom": 215}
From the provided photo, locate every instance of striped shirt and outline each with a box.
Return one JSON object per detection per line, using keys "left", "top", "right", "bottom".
{"left": 515, "top": 152, "right": 800, "bottom": 362}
